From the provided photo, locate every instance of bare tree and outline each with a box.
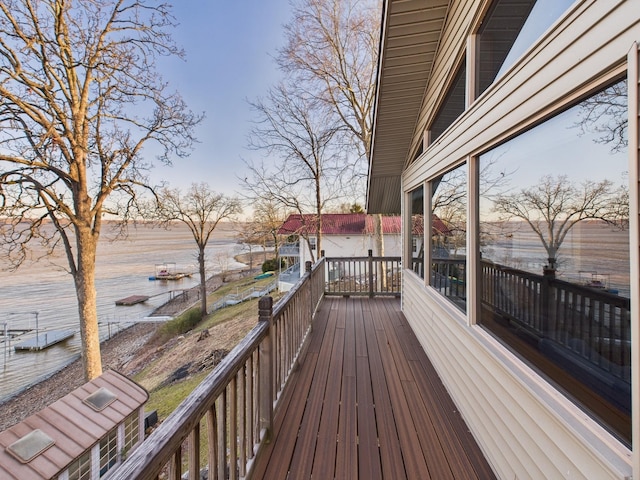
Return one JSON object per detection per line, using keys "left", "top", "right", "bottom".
{"left": 244, "top": 84, "right": 343, "bottom": 261}
{"left": 279, "top": 0, "right": 383, "bottom": 255}
{"left": 0, "top": 1, "right": 202, "bottom": 380}
{"left": 493, "top": 174, "right": 621, "bottom": 274}
{"left": 213, "top": 248, "right": 234, "bottom": 283}
{"left": 279, "top": 0, "right": 380, "bottom": 162}
{"left": 154, "top": 183, "right": 241, "bottom": 317}
{"left": 238, "top": 199, "right": 289, "bottom": 269}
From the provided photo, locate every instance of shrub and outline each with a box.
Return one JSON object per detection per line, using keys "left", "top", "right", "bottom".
{"left": 153, "top": 307, "right": 202, "bottom": 343}
{"left": 262, "top": 257, "right": 285, "bottom": 273}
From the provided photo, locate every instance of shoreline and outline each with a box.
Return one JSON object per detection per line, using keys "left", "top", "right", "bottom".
{"left": 0, "top": 252, "right": 267, "bottom": 432}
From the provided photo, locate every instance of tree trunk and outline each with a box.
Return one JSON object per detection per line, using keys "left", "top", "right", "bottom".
{"left": 74, "top": 227, "right": 102, "bottom": 381}
{"left": 198, "top": 246, "right": 207, "bottom": 317}
{"left": 374, "top": 214, "right": 386, "bottom": 290}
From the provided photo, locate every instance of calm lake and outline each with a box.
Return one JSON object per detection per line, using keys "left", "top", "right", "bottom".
{"left": 0, "top": 222, "right": 247, "bottom": 403}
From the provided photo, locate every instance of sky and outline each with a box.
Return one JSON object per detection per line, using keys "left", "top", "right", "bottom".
{"left": 148, "top": 1, "right": 292, "bottom": 197}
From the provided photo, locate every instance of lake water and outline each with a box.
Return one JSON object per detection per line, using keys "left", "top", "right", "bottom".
{"left": 0, "top": 222, "right": 247, "bottom": 403}
{"left": 481, "top": 220, "right": 631, "bottom": 297}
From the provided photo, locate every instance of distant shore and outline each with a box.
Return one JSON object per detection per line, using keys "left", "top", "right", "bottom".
{"left": 0, "top": 250, "right": 269, "bottom": 432}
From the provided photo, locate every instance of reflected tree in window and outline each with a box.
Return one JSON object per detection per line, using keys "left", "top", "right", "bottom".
{"left": 431, "top": 164, "right": 467, "bottom": 310}
{"left": 575, "top": 81, "right": 628, "bottom": 153}
{"left": 493, "top": 174, "right": 622, "bottom": 275}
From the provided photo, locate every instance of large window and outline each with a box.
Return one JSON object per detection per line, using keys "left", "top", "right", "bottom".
{"left": 476, "top": 0, "right": 574, "bottom": 97}
{"left": 431, "top": 163, "right": 467, "bottom": 311}
{"left": 478, "top": 79, "right": 630, "bottom": 443}
{"left": 410, "top": 186, "right": 424, "bottom": 278}
{"left": 430, "top": 59, "right": 466, "bottom": 143}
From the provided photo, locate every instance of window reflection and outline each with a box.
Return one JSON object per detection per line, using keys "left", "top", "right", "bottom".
{"left": 410, "top": 186, "right": 424, "bottom": 278}
{"left": 430, "top": 60, "right": 466, "bottom": 143}
{"left": 478, "top": 79, "right": 630, "bottom": 444}
{"left": 476, "top": 0, "right": 573, "bottom": 97}
{"left": 431, "top": 163, "right": 467, "bottom": 311}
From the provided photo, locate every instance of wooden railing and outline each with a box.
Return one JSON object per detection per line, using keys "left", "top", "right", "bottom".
{"left": 113, "top": 260, "right": 325, "bottom": 480}
{"left": 481, "top": 261, "right": 631, "bottom": 385}
{"left": 324, "top": 250, "right": 401, "bottom": 297}
{"left": 431, "top": 257, "right": 466, "bottom": 301}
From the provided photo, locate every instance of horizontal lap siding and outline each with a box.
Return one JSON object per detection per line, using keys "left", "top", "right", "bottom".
{"left": 402, "top": 273, "right": 631, "bottom": 479}
{"left": 405, "top": 0, "right": 638, "bottom": 190}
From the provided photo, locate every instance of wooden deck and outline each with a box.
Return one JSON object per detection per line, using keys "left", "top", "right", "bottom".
{"left": 252, "top": 296, "right": 496, "bottom": 479}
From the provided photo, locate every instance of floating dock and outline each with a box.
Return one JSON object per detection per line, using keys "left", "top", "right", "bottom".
{"left": 14, "top": 330, "right": 75, "bottom": 351}
{"left": 115, "top": 295, "right": 150, "bottom": 306}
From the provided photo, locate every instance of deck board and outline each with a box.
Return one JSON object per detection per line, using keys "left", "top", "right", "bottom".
{"left": 252, "top": 296, "right": 496, "bottom": 480}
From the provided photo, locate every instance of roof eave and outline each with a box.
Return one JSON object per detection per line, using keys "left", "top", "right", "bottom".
{"left": 367, "top": 0, "right": 450, "bottom": 214}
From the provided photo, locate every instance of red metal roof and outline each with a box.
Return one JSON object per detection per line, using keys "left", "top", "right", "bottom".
{"left": 0, "top": 370, "right": 148, "bottom": 480}
{"left": 278, "top": 213, "right": 450, "bottom": 236}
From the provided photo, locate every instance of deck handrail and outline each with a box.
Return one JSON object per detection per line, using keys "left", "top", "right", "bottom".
{"left": 324, "top": 250, "right": 401, "bottom": 297}
{"left": 113, "top": 258, "right": 326, "bottom": 480}
{"left": 481, "top": 260, "right": 631, "bottom": 383}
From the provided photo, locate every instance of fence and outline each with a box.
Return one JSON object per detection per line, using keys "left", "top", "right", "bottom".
{"left": 324, "top": 250, "right": 401, "bottom": 297}
{"left": 113, "top": 260, "right": 325, "bottom": 480}
{"left": 481, "top": 261, "right": 631, "bottom": 385}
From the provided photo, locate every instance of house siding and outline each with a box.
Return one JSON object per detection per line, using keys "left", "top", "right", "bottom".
{"left": 403, "top": 273, "right": 631, "bottom": 479}
{"left": 399, "top": 1, "right": 638, "bottom": 478}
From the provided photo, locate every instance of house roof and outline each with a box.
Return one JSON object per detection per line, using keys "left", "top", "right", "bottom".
{"left": 0, "top": 370, "right": 148, "bottom": 480}
{"left": 279, "top": 213, "right": 399, "bottom": 235}
{"left": 367, "top": 0, "right": 449, "bottom": 214}
{"left": 278, "top": 213, "right": 450, "bottom": 236}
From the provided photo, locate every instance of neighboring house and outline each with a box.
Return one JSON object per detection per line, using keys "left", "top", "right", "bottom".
{"left": 277, "top": 213, "right": 449, "bottom": 291}
{"left": 278, "top": 213, "right": 449, "bottom": 280}
{"left": 0, "top": 370, "right": 148, "bottom": 480}
{"left": 277, "top": 213, "right": 401, "bottom": 291}
{"left": 369, "top": 1, "right": 639, "bottom": 479}
{"left": 278, "top": 213, "right": 400, "bottom": 260}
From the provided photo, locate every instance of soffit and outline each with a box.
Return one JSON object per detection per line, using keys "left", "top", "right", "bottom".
{"left": 368, "top": 0, "right": 450, "bottom": 214}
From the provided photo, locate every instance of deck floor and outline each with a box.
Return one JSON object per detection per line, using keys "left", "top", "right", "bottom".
{"left": 252, "top": 296, "right": 496, "bottom": 480}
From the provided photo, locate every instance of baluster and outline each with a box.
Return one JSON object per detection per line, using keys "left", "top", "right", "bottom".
{"left": 258, "top": 296, "right": 274, "bottom": 442}
{"left": 238, "top": 366, "right": 247, "bottom": 476}
{"left": 169, "top": 445, "right": 181, "bottom": 480}
{"left": 216, "top": 393, "right": 227, "bottom": 480}
{"left": 229, "top": 377, "right": 238, "bottom": 480}
{"left": 189, "top": 422, "right": 200, "bottom": 480}
{"left": 207, "top": 407, "right": 217, "bottom": 480}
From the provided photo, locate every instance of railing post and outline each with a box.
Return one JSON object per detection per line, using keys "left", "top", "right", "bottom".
{"left": 306, "top": 261, "right": 313, "bottom": 315}
{"left": 258, "top": 296, "right": 273, "bottom": 442}
{"left": 368, "top": 250, "right": 374, "bottom": 298}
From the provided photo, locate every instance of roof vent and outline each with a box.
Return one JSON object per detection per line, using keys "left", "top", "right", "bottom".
{"left": 7, "top": 429, "right": 55, "bottom": 463}
{"left": 84, "top": 387, "right": 117, "bottom": 411}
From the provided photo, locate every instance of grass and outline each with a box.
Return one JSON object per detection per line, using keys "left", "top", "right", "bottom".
{"left": 149, "top": 274, "right": 276, "bottom": 344}
{"left": 135, "top": 274, "right": 282, "bottom": 422}
{"left": 143, "top": 370, "right": 210, "bottom": 420}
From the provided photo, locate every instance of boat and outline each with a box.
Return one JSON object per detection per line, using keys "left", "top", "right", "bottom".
{"left": 148, "top": 263, "right": 193, "bottom": 281}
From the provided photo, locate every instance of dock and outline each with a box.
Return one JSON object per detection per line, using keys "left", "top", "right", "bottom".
{"left": 14, "top": 330, "right": 75, "bottom": 351}
{"left": 115, "top": 295, "right": 150, "bottom": 306}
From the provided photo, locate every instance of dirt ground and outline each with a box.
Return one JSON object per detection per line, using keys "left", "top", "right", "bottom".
{"left": 0, "top": 252, "right": 269, "bottom": 432}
